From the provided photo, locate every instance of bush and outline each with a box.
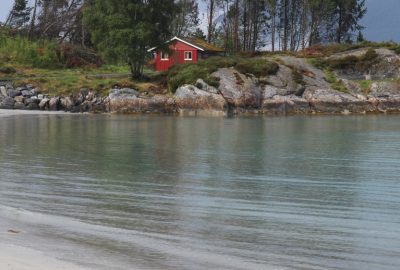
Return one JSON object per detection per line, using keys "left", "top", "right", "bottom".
{"left": 292, "top": 69, "right": 305, "bottom": 85}
{"left": 324, "top": 69, "right": 348, "bottom": 93}
{"left": 308, "top": 58, "right": 329, "bottom": 70}
{"left": 0, "top": 33, "right": 102, "bottom": 69}
{"left": 235, "top": 59, "right": 279, "bottom": 77}
{"left": 0, "top": 66, "right": 16, "bottom": 74}
{"left": 328, "top": 55, "right": 359, "bottom": 69}
{"left": 361, "top": 49, "right": 378, "bottom": 61}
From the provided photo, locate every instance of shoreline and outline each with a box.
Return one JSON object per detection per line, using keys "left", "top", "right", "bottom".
{"left": 0, "top": 244, "right": 92, "bottom": 270}
{"left": 0, "top": 109, "right": 70, "bottom": 117}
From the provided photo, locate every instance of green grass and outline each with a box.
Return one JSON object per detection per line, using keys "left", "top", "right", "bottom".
{"left": 302, "top": 41, "right": 399, "bottom": 57}
{"left": 0, "top": 34, "right": 61, "bottom": 68}
{"left": 359, "top": 80, "right": 373, "bottom": 94}
{"left": 324, "top": 69, "right": 349, "bottom": 93}
{"left": 309, "top": 49, "right": 380, "bottom": 73}
{"left": 0, "top": 65, "right": 160, "bottom": 96}
{"left": 292, "top": 69, "right": 305, "bottom": 85}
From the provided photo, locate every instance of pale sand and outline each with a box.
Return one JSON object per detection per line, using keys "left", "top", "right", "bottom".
{"left": 0, "top": 244, "right": 92, "bottom": 270}
{"left": 0, "top": 109, "right": 70, "bottom": 117}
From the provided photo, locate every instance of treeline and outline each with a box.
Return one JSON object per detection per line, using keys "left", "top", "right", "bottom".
{"left": 1, "top": 0, "right": 367, "bottom": 76}
{"left": 202, "top": 0, "right": 367, "bottom": 53}
{"left": 3, "top": 0, "right": 367, "bottom": 51}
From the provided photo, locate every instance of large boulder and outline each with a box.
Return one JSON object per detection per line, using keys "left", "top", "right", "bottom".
{"left": 212, "top": 68, "right": 262, "bottom": 109}
{"left": 49, "top": 97, "right": 60, "bottom": 111}
{"left": 303, "top": 88, "right": 375, "bottom": 113}
{"left": 107, "top": 89, "right": 175, "bottom": 113}
{"left": 38, "top": 98, "right": 50, "bottom": 110}
{"left": 0, "top": 97, "right": 15, "bottom": 109}
{"left": 60, "top": 97, "right": 74, "bottom": 111}
{"left": 108, "top": 88, "right": 139, "bottom": 100}
{"left": 0, "top": 86, "right": 7, "bottom": 97}
{"left": 262, "top": 95, "right": 310, "bottom": 115}
{"left": 174, "top": 84, "right": 227, "bottom": 112}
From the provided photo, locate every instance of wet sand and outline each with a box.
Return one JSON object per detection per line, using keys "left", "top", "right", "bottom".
{"left": 0, "top": 244, "right": 92, "bottom": 270}
{"left": 0, "top": 109, "right": 70, "bottom": 117}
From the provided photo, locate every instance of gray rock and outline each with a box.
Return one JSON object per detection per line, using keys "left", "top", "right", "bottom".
{"left": 49, "top": 97, "right": 60, "bottom": 111}
{"left": 212, "top": 68, "right": 262, "bottom": 108}
{"left": 7, "top": 89, "right": 21, "bottom": 98}
{"left": 21, "top": 90, "right": 33, "bottom": 97}
{"left": 109, "top": 88, "right": 139, "bottom": 101}
{"left": 108, "top": 94, "right": 175, "bottom": 113}
{"left": 14, "top": 102, "right": 25, "bottom": 110}
{"left": 0, "top": 97, "right": 15, "bottom": 109}
{"left": 262, "top": 95, "right": 310, "bottom": 115}
{"left": 195, "top": 79, "right": 219, "bottom": 94}
{"left": 14, "top": 96, "right": 24, "bottom": 103}
{"left": 39, "top": 98, "right": 50, "bottom": 110}
{"left": 175, "top": 84, "right": 227, "bottom": 112}
{"left": 0, "top": 86, "right": 7, "bottom": 97}
{"left": 60, "top": 97, "right": 74, "bottom": 110}
{"left": 303, "top": 88, "right": 374, "bottom": 113}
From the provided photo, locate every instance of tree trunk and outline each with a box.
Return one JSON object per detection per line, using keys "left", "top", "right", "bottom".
{"left": 207, "top": 0, "right": 215, "bottom": 43}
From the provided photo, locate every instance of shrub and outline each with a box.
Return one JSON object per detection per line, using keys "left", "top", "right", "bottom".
{"left": 0, "top": 33, "right": 102, "bottom": 69}
{"left": 361, "top": 49, "right": 378, "bottom": 61}
{"left": 235, "top": 59, "right": 279, "bottom": 77}
{"left": 324, "top": 69, "right": 348, "bottom": 93}
{"left": 308, "top": 58, "right": 328, "bottom": 70}
{"left": 0, "top": 66, "right": 16, "bottom": 74}
{"left": 292, "top": 69, "right": 305, "bottom": 85}
{"left": 328, "top": 55, "right": 359, "bottom": 69}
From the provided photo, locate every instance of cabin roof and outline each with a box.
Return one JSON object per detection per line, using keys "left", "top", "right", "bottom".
{"left": 147, "top": 36, "right": 224, "bottom": 53}
{"left": 180, "top": 37, "right": 224, "bottom": 52}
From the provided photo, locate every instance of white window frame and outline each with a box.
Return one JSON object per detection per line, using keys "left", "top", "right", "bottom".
{"left": 184, "top": 51, "right": 193, "bottom": 61}
{"left": 160, "top": 52, "right": 169, "bottom": 61}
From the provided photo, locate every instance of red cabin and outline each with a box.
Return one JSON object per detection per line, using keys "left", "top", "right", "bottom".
{"left": 148, "top": 37, "right": 224, "bottom": 71}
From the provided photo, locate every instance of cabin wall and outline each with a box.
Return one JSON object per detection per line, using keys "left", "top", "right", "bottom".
{"left": 154, "top": 40, "right": 199, "bottom": 71}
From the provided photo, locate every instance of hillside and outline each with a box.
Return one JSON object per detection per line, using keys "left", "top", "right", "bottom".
{"left": 1, "top": 43, "right": 400, "bottom": 115}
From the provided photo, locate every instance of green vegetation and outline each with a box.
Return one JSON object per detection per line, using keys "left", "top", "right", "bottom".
{"left": 0, "top": 65, "right": 161, "bottom": 96}
{"left": 359, "top": 80, "right": 372, "bottom": 94}
{"left": 302, "top": 42, "right": 399, "bottom": 57}
{"left": 0, "top": 34, "right": 61, "bottom": 68}
{"left": 324, "top": 69, "right": 348, "bottom": 93}
{"left": 84, "top": 0, "right": 176, "bottom": 78}
{"left": 235, "top": 59, "right": 279, "bottom": 77}
{"left": 167, "top": 57, "right": 279, "bottom": 92}
{"left": 292, "top": 69, "right": 305, "bottom": 85}
{"left": 309, "top": 49, "right": 380, "bottom": 73}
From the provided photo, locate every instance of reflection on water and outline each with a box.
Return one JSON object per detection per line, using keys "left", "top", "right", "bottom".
{"left": 0, "top": 114, "right": 400, "bottom": 270}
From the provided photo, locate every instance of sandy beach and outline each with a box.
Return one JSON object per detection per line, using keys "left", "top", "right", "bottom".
{"left": 0, "top": 244, "right": 92, "bottom": 270}
{"left": 0, "top": 109, "right": 70, "bottom": 117}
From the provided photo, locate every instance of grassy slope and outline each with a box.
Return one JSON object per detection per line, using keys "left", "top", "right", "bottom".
{"left": 0, "top": 65, "right": 160, "bottom": 96}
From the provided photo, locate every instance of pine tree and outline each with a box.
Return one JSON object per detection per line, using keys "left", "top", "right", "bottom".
{"left": 5, "top": 0, "right": 31, "bottom": 29}
{"left": 84, "top": 0, "right": 177, "bottom": 78}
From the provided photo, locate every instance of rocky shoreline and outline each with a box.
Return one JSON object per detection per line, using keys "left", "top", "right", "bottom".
{"left": 2, "top": 49, "right": 400, "bottom": 116}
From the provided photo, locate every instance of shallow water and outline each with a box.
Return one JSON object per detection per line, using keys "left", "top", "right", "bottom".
{"left": 0, "top": 114, "right": 400, "bottom": 270}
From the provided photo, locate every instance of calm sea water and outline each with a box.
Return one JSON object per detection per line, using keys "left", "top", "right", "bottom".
{"left": 0, "top": 114, "right": 400, "bottom": 270}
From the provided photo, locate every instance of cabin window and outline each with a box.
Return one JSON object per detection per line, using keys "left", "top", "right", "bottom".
{"left": 184, "top": 51, "right": 193, "bottom": 61}
{"left": 161, "top": 52, "right": 169, "bottom": 61}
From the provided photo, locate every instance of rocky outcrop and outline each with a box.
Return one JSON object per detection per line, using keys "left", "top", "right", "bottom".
{"left": 212, "top": 68, "right": 262, "bottom": 109}
{"left": 107, "top": 89, "right": 175, "bottom": 113}
{"left": 175, "top": 84, "right": 227, "bottom": 112}
{"left": 2, "top": 50, "right": 400, "bottom": 115}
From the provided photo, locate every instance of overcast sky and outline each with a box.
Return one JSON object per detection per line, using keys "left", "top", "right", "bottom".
{"left": 1, "top": 0, "right": 399, "bottom": 42}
